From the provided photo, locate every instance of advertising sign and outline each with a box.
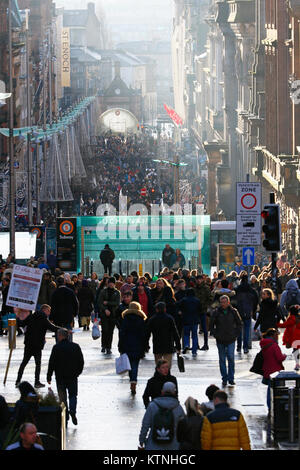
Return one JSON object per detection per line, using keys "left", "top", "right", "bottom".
{"left": 6, "top": 264, "right": 43, "bottom": 311}
{"left": 57, "top": 217, "right": 77, "bottom": 272}
{"left": 61, "top": 28, "right": 71, "bottom": 87}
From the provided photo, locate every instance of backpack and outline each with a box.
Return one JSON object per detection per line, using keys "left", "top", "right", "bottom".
{"left": 152, "top": 401, "right": 175, "bottom": 444}
{"left": 286, "top": 291, "right": 299, "bottom": 309}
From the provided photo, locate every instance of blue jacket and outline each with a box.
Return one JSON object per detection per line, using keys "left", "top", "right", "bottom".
{"left": 176, "top": 291, "right": 202, "bottom": 325}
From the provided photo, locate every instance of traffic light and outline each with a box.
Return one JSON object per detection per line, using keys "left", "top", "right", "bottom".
{"left": 261, "top": 204, "right": 281, "bottom": 252}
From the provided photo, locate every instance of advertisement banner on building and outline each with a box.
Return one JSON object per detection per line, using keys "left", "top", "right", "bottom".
{"left": 61, "top": 27, "right": 71, "bottom": 87}
{"left": 57, "top": 218, "right": 77, "bottom": 272}
{"left": 163, "top": 104, "right": 183, "bottom": 127}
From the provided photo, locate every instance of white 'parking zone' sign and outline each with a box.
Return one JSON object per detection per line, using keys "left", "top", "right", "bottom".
{"left": 236, "top": 182, "right": 262, "bottom": 246}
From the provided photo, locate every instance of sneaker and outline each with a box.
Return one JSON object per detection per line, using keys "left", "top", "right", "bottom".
{"left": 236, "top": 348, "right": 241, "bottom": 353}
{"left": 182, "top": 348, "right": 189, "bottom": 354}
{"left": 70, "top": 412, "right": 78, "bottom": 425}
{"left": 106, "top": 349, "right": 112, "bottom": 355}
{"left": 243, "top": 350, "right": 249, "bottom": 354}
{"left": 228, "top": 381, "right": 236, "bottom": 386}
{"left": 34, "top": 382, "right": 45, "bottom": 388}
{"left": 200, "top": 345, "right": 209, "bottom": 351}
{"left": 192, "top": 353, "right": 197, "bottom": 358}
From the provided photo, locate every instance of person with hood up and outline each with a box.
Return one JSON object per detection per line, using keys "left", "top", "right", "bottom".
{"left": 138, "top": 381, "right": 185, "bottom": 450}
{"left": 280, "top": 279, "right": 300, "bottom": 317}
{"left": 118, "top": 302, "right": 147, "bottom": 396}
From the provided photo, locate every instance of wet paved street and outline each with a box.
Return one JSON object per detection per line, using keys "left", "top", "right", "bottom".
{"left": 0, "top": 326, "right": 294, "bottom": 450}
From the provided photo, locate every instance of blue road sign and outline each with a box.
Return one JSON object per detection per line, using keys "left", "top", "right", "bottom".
{"left": 242, "top": 247, "right": 255, "bottom": 266}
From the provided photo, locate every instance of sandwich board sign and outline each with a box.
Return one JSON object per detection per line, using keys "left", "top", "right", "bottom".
{"left": 6, "top": 264, "right": 43, "bottom": 311}
{"left": 236, "top": 182, "right": 262, "bottom": 246}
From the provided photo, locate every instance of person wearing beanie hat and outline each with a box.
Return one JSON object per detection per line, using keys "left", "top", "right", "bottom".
{"left": 97, "top": 277, "right": 121, "bottom": 354}
{"left": 118, "top": 302, "right": 147, "bottom": 395}
{"left": 139, "top": 378, "right": 185, "bottom": 450}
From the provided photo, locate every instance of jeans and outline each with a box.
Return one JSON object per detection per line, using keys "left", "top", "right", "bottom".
{"left": 128, "top": 357, "right": 140, "bottom": 383}
{"left": 217, "top": 342, "right": 235, "bottom": 383}
{"left": 237, "top": 318, "right": 251, "bottom": 351}
{"left": 17, "top": 347, "right": 42, "bottom": 383}
{"left": 183, "top": 324, "right": 199, "bottom": 354}
{"left": 199, "top": 314, "right": 208, "bottom": 346}
{"left": 56, "top": 377, "right": 78, "bottom": 418}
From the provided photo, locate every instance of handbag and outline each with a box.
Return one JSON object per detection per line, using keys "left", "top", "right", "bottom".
{"left": 177, "top": 353, "right": 185, "bottom": 373}
{"left": 249, "top": 342, "right": 273, "bottom": 375}
{"left": 115, "top": 353, "right": 131, "bottom": 374}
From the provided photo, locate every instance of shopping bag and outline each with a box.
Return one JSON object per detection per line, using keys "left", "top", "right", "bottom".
{"left": 115, "top": 353, "right": 131, "bottom": 374}
{"left": 249, "top": 350, "right": 264, "bottom": 376}
{"left": 92, "top": 320, "right": 101, "bottom": 340}
{"left": 177, "top": 353, "right": 185, "bottom": 373}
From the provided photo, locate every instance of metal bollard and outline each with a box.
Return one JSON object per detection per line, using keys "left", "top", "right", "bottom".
{"left": 288, "top": 387, "right": 295, "bottom": 443}
{"left": 8, "top": 318, "right": 16, "bottom": 350}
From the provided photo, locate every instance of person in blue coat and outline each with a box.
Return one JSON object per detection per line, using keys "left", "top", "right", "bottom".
{"left": 118, "top": 301, "right": 147, "bottom": 395}
{"left": 176, "top": 288, "right": 202, "bottom": 357}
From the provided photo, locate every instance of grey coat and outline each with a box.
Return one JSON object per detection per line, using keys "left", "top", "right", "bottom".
{"left": 139, "top": 396, "right": 185, "bottom": 450}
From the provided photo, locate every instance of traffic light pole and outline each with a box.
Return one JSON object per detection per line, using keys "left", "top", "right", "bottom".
{"left": 270, "top": 192, "right": 278, "bottom": 297}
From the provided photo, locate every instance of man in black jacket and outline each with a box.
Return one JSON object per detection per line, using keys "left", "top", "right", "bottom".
{"left": 15, "top": 306, "right": 60, "bottom": 388}
{"left": 50, "top": 277, "right": 79, "bottom": 332}
{"left": 47, "top": 328, "right": 84, "bottom": 425}
{"left": 145, "top": 302, "right": 181, "bottom": 368}
{"left": 99, "top": 244, "right": 115, "bottom": 275}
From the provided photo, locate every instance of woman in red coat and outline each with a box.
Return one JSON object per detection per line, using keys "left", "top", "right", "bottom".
{"left": 260, "top": 328, "right": 287, "bottom": 411}
{"left": 277, "top": 306, "right": 300, "bottom": 370}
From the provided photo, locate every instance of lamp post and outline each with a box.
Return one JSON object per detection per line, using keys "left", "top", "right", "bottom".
{"left": 8, "top": 0, "right": 15, "bottom": 257}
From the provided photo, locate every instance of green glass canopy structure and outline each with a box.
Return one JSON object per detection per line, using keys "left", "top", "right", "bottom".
{"left": 76, "top": 215, "right": 211, "bottom": 276}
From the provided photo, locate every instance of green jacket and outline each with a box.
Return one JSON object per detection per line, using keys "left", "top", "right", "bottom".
{"left": 193, "top": 284, "right": 213, "bottom": 312}
{"left": 97, "top": 287, "right": 121, "bottom": 318}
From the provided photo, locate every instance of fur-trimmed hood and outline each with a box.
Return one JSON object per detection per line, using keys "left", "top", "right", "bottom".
{"left": 121, "top": 301, "right": 147, "bottom": 320}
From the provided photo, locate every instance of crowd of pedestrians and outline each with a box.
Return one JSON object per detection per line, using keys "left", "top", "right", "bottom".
{"left": 0, "top": 250, "right": 300, "bottom": 450}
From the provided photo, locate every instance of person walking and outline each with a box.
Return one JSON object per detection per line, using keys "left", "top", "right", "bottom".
{"left": 254, "top": 288, "right": 283, "bottom": 334}
{"left": 15, "top": 306, "right": 60, "bottom": 388}
{"left": 118, "top": 302, "right": 147, "bottom": 395}
{"left": 201, "top": 390, "right": 251, "bottom": 450}
{"left": 115, "top": 290, "right": 133, "bottom": 329}
{"left": 259, "top": 328, "right": 287, "bottom": 411}
{"left": 132, "top": 280, "right": 154, "bottom": 317}
{"left": 145, "top": 302, "right": 181, "bottom": 369}
{"left": 99, "top": 244, "right": 115, "bottom": 276}
{"left": 193, "top": 275, "right": 213, "bottom": 350}
{"left": 235, "top": 274, "right": 258, "bottom": 353}
{"left": 176, "top": 288, "right": 201, "bottom": 357}
{"left": 138, "top": 382, "right": 185, "bottom": 450}
{"left": 170, "top": 249, "right": 186, "bottom": 270}
{"left": 97, "top": 277, "right": 121, "bottom": 354}
{"left": 210, "top": 295, "right": 242, "bottom": 387}
{"left": 280, "top": 279, "right": 300, "bottom": 316}
{"left": 142, "top": 359, "right": 178, "bottom": 409}
{"left": 47, "top": 328, "right": 84, "bottom": 425}
{"left": 50, "top": 277, "right": 79, "bottom": 333}
{"left": 176, "top": 397, "right": 204, "bottom": 450}
{"left": 77, "top": 279, "right": 94, "bottom": 331}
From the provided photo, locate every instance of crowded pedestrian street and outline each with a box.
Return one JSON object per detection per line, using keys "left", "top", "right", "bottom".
{"left": 0, "top": 321, "right": 295, "bottom": 450}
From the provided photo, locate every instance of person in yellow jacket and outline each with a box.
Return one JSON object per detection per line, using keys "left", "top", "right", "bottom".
{"left": 201, "top": 390, "right": 251, "bottom": 450}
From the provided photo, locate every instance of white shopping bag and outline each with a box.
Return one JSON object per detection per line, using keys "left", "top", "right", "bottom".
{"left": 115, "top": 353, "right": 131, "bottom": 374}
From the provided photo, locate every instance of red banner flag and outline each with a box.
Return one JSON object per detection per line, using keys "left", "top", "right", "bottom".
{"left": 164, "top": 104, "right": 183, "bottom": 126}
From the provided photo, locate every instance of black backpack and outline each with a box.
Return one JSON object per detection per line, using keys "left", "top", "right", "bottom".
{"left": 286, "top": 291, "right": 299, "bottom": 309}
{"left": 152, "top": 401, "right": 175, "bottom": 444}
